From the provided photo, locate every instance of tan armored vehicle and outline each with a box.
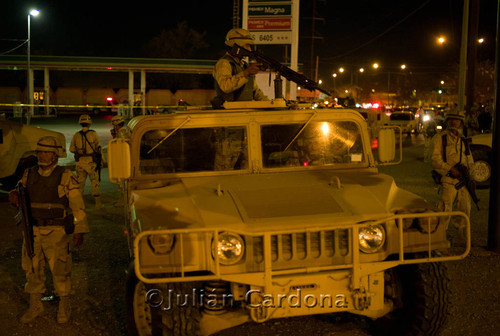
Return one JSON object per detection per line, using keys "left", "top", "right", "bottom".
{"left": 469, "top": 133, "right": 492, "bottom": 188}
{"left": 0, "top": 119, "right": 66, "bottom": 189}
{"left": 108, "top": 100, "right": 470, "bottom": 336}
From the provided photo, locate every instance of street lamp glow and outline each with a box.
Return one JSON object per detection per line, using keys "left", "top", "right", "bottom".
{"left": 440, "top": 80, "right": 445, "bottom": 85}
{"left": 318, "top": 79, "right": 323, "bottom": 85}
{"left": 27, "top": 9, "right": 40, "bottom": 125}
{"left": 437, "top": 36, "right": 446, "bottom": 44}
{"left": 478, "top": 38, "right": 484, "bottom": 44}
{"left": 339, "top": 67, "right": 345, "bottom": 73}
{"left": 372, "top": 63, "right": 379, "bottom": 69}
{"left": 359, "top": 68, "right": 364, "bottom": 73}
{"left": 332, "top": 73, "right": 337, "bottom": 78}
{"left": 401, "top": 64, "right": 406, "bottom": 70}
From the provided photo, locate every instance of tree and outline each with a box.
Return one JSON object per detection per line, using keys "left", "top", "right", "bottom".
{"left": 141, "top": 21, "right": 208, "bottom": 59}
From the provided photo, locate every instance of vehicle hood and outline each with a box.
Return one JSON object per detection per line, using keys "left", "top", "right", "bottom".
{"left": 131, "top": 171, "right": 432, "bottom": 232}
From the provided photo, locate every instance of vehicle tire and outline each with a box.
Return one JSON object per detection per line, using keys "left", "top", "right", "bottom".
{"left": 126, "top": 263, "right": 152, "bottom": 336}
{"left": 126, "top": 262, "right": 202, "bottom": 336}
{"left": 470, "top": 148, "right": 491, "bottom": 189}
{"left": 150, "top": 282, "right": 202, "bottom": 336}
{"left": 372, "top": 260, "right": 450, "bottom": 336}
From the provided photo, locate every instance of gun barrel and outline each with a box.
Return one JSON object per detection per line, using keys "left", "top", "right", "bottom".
{"left": 231, "top": 44, "right": 330, "bottom": 96}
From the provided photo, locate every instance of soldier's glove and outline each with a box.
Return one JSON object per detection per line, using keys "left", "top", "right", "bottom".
{"left": 8, "top": 190, "right": 19, "bottom": 208}
{"left": 73, "top": 233, "right": 84, "bottom": 247}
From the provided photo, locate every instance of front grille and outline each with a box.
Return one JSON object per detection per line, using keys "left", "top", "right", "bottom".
{"left": 250, "top": 229, "right": 351, "bottom": 270}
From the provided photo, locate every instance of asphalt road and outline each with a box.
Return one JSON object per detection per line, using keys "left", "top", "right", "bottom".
{"left": 0, "top": 117, "right": 498, "bottom": 336}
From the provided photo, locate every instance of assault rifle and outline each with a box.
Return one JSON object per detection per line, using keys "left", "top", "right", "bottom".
{"left": 15, "top": 183, "right": 35, "bottom": 258}
{"left": 230, "top": 44, "right": 330, "bottom": 98}
{"left": 454, "top": 163, "right": 480, "bottom": 210}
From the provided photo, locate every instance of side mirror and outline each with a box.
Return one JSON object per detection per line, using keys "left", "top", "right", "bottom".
{"left": 108, "top": 139, "right": 131, "bottom": 183}
{"left": 377, "top": 126, "right": 402, "bottom": 165}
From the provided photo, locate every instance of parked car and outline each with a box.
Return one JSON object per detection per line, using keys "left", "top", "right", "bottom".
{"left": 389, "top": 111, "right": 419, "bottom": 135}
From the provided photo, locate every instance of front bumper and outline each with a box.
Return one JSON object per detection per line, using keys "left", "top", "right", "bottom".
{"left": 133, "top": 211, "right": 470, "bottom": 289}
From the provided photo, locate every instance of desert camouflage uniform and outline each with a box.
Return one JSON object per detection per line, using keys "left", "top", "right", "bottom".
{"left": 20, "top": 165, "right": 89, "bottom": 297}
{"left": 431, "top": 129, "right": 474, "bottom": 232}
{"left": 70, "top": 126, "right": 102, "bottom": 198}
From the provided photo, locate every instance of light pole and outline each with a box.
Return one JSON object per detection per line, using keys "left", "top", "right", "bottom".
{"left": 27, "top": 9, "right": 39, "bottom": 125}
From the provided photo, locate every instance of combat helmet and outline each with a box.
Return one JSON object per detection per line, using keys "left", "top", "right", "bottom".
{"left": 445, "top": 110, "right": 465, "bottom": 122}
{"left": 225, "top": 28, "right": 254, "bottom": 47}
{"left": 36, "top": 136, "right": 65, "bottom": 157}
{"left": 112, "top": 115, "right": 125, "bottom": 126}
{"left": 79, "top": 114, "right": 92, "bottom": 125}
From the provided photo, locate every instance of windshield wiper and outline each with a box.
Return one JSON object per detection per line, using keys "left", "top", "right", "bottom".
{"left": 146, "top": 116, "right": 191, "bottom": 155}
{"left": 283, "top": 111, "right": 317, "bottom": 152}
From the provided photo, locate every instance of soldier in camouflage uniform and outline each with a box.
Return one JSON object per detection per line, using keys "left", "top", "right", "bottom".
{"left": 431, "top": 111, "right": 474, "bottom": 237}
{"left": 70, "top": 114, "right": 103, "bottom": 209}
{"left": 110, "top": 115, "right": 131, "bottom": 206}
{"left": 211, "top": 28, "right": 268, "bottom": 108}
{"left": 110, "top": 115, "right": 131, "bottom": 141}
{"left": 8, "top": 136, "right": 89, "bottom": 324}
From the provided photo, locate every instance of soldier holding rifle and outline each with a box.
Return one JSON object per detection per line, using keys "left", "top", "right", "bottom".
{"left": 431, "top": 111, "right": 476, "bottom": 237}
{"left": 211, "top": 28, "right": 268, "bottom": 108}
{"left": 8, "top": 136, "right": 89, "bottom": 324}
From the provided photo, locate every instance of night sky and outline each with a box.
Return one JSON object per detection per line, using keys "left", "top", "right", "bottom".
{"left": 0, "top": 0, "right": 497, "bottom": 83}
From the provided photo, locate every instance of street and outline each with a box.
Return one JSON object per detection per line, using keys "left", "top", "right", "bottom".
{"left": 0, "top": 115, "right": 498, "bottom": 336}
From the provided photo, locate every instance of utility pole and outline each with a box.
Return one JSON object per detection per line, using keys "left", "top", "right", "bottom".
{"left": 233, "top": 0, "right": 241, "bottom": 28}
{"left": 303, "top": 0, "right": 324, "bottom": 79}
{"left": 465, "top": 0, "right": 480, "bottom": 113}
{"left": 488, "top": 0, "right": 500, "bottom": 253}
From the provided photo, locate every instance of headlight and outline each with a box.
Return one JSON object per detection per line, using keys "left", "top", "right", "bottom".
{"left": 423, "top": 115, "right": 431, "bottom": 122}
{"left": 359, "top": 225, "right": 386, "bottom": 253}
{"left": 213, "top": 232, "right": 245, "bottom": 265}
{"left": 148, "top": 234, "right": 175, "bottom": 254}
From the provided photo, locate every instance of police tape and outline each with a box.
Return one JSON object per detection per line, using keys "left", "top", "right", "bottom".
{"left": 0, "top": 103, "right": 187, "bottom": 109}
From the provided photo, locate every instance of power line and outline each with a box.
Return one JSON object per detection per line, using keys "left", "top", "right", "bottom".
{"left": 322, "top": 0, "right": 433, "bottom": 61}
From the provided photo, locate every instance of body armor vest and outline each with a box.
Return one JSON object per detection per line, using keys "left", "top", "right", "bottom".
{"left": 27, "top": 166, "right": 69, "bottom": 220}
{"left": 214, "top": 54, "right": 255, "bottom": 103}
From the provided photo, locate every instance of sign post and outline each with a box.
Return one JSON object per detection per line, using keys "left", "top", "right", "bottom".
{"left": 243, "top": 0, "right": 299, "bottom": 100}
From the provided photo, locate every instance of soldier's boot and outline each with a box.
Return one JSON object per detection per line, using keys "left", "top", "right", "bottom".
{"left": 94, "top": 196, "right": 104, "bottom": 210}
{"left": 20, "top": 293, "right": 45, "bottom": 323}
{"left": 57, "top": 296, "right": 70, "bottom": 323}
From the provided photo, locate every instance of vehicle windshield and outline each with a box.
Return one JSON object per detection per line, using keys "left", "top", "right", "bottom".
{"left": 390, "top": 113, "right": 413, "bottom": 121}
{"left": 139, "top": 126, "right": 248, "bottom": 174}
{"left": 261, "top": 121, "right": 364, "bottom": 168}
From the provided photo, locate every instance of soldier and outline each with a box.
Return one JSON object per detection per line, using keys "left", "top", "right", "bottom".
{"left": 423, "top": 115, "right": 438, "bottom": 163}
{"left": 110, "top": 115, "right": 130, "bottom": 206}
{"left": 431, "top": 111, "right": 474, "bottom": 237}
{"left": 70, "top": 114, "right": 104, "bottom": 209}
{"left": 211, "top": 28, "right": 268, "bottom": 108}
{"left": 8, "top": 136, "right": 89, "bottom": 324}
{"left": 110, "top": 115, "right": 131, "bottom": 141}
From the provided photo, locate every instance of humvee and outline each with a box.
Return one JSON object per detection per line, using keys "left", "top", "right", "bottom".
{"left": 0, "top": 118, "right": 67, "bottom": 189}
{"left": 108, "top": 100, "right": 470, "bottom": 336}
{"left": 469, "top": 133, "right": 492, "bottom": 188}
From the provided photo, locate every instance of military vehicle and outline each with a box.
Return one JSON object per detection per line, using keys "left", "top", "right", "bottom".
{"left": 108, "top": 99, "right": 470, "bottom": 336}
{"left": 0, "top": 118, "right": 67, "bottom": 189}
{"left": 469, "top": 133, "right": 492, "bottom": 188}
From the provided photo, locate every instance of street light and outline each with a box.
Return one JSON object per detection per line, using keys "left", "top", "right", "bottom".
{"left": 372, "top": 63, "right": 379, "bottom": 69}
{"left": 437, "top": 36, "right": 446, "bottom": 44}
{"left": 27, "top": 9, "right": 39, "bottom": 125}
